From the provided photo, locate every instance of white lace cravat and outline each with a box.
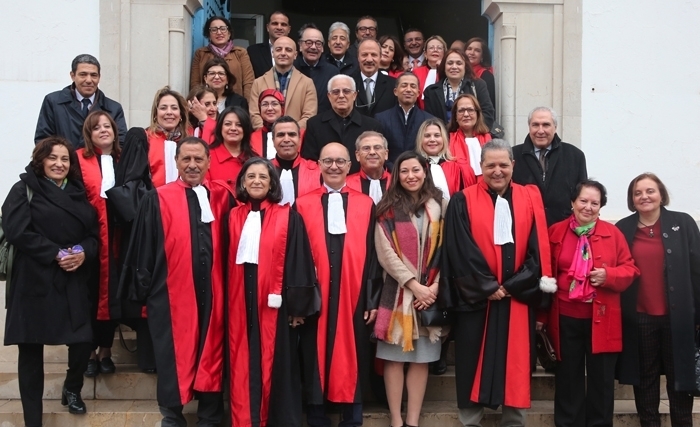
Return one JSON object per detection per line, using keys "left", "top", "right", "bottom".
{"left": 279, "top": 169, "right": 295, "bottom": 206}
{"left": 191, "top": 185, "right": 215, "bottom": 223}
{"left": 428, "top": 158, "right": 450, "bottom": 200}
{"left": 422, "top": 68, "right": 437, "bottom": 99}
{"left": 164, "top": 140, "right": 178, "bottom": 183}
{"left": 327, "top": 192, "right": 347, "bottom": 234}
{"left": 265, "top": 132, "right": 276, "bottom": 160}
{"left": 494, "top": 195, "right": 514, "bottom": 245}
{"left": 99, "top": 155, "right": 115, "bottom": 198}
{"left": 235, "top": 211, "right": 261, "bottom": 264}
{"left": 464, "top": 137, "right": 482, "bottom": 176}
{"left": 368, "top": 179, "right": 383, "bottom": 204}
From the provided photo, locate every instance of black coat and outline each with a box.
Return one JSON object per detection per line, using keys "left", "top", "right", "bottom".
{"left": 375, "top": 104, "right": 434, "bottom": 165}
{"left": 34, "top": 85, "right": 127, "bottom": 148}
{"left": 324, "top": 52, "right": 359, "bottom": 76}
{"left": 294, "top": 56, "right": 339, "bottom": 113}
{"left": 352, "top": 71, "right": 396, "bottom": 118}
{"left": 224, "top": 92, "right": 249, "bottom": 112}
{"left": 511, "top": 134, "right": 587, "bottom": 225}
{"left": 2, "top": 166, "right": 98, "bottom": 345}
{"left": 301, "top": 108, "right": 383, "bottom": 174}
{"left": 615, "top": 209, "right": 700, "bottom": 391}
{"left": 247, "top": 42, "right": 273, "bottom": 78}
{"left": 423, "top": 78, "right": 495, "bottom": 129}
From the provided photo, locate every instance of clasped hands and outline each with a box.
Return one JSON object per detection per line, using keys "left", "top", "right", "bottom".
{"left": 56, "top": 246, "right": 85, "bottom": 273}
{"left": 408, "top": 279, "right": 438, "bottom": 311}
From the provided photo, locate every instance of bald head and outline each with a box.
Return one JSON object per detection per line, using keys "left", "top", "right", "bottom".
{"left": 319, "top": 142, "right": 351, "bottom": 190}
{"left": 273, "top": 36, "right": 297, "bottom": 72}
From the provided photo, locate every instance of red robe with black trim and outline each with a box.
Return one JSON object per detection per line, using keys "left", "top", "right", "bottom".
{"left": 295, "top": 186, "right": 381, "bottom": 404}
{"left": 271, "top": 155, "right": 321, "bottom": 199}
{"left": 345, "top": 169, "right": 391, "bottom": 196}
{"left": 442, "top": 181, "right": 551, "bottom": 409}
{"left": 439, "top": 159, "right": 477, "bottom": 195}
{"left": 146, "top": 129, "right": 196, "bottom": 188}
{"left": 252, "top": 128, "right": 306, "bottom": 159}
{"left": 228, "top": 201, "right": 319, "bottom": 426}
{"left": 121, "top": 179, "right": 235, "bottom": 407}
{"left": 448, "top": 129, "right": 491, "bottom": 169}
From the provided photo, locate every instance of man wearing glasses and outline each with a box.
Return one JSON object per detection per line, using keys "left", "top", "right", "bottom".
{"left": 346, "top": 131, "right": 391, "bottom": 204}
{"left": 403, "top": 29, "right": 426, "bottom": 70}
{"left": 352, "top": 39, "right": 396, "bottom": 118}
{"left": 248, "top": 36, "right": 317, "bottom": 129}
{"left": 248, "top": 11, "right": 292, "bottom": 78}
{"left": 294, "top": 23, "right": 339, "bottom": 113}
{"left": 302, "top": 75, "right": 383, "bottom": 174}
{"left": 347, "top": 16, "right": 378, "bottom": 60}
{"left": 295, "top": 142, "right": 381, "bottom": 427}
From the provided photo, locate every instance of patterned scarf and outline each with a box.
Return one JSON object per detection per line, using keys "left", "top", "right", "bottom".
{"left": 567, "top": 216, "right": 597, "bottom": 302}
{"left": 156, "top": 125, "right": 182, "bottom": 142}
{"left": 209, "top": 40, "right": 234, "bottom": 58}
{"left": 374, "top": 199, "right": 443, "bottom": 351}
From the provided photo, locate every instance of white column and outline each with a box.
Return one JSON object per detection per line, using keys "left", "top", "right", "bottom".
{"left": 169, "top": 17, "right": 186, "bottom": 94}
{"left": 500, "top": 25, "right": 516, "bottom": 146}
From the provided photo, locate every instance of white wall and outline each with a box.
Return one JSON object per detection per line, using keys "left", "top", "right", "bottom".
{"left": 581, "top": 1, "right": 700, "bottom": 220}
{"left": 0, "top": 0, "right": 99, "bottom": 202}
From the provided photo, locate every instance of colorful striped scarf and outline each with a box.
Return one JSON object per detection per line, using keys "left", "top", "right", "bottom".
{"left": 374, "top": 199, "right": 443, "bottom": 351}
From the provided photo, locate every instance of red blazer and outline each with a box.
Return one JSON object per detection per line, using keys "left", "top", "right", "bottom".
{"left": 412, "top": 65, "right": 439, "bottom": 109}
{"left": 206, "top": 143, "right": 246, "bottom": 189}
{"left": 546, "top": 217, "right": 639, "bottom": 356}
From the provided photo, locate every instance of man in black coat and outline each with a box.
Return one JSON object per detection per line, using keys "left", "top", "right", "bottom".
{"left": 325, "top": 22, "right": 359, "bottom": 76}
{"left": 511, "top": 106, "right": 588, "bottom": 225}
{"left": 352, "top": 39, "right": 396, "bottom": 118}
{"left": 247, "top": 11, "right": 292, "bottom": 78}
{"left": 375, "top": 72, "right": 434, "bottom": 165}
{"left": 35, "top": 54, "right": 127, "bottom": 148}
{"left": 301, "top": 74, "right": 383, "bottom": 174}
{"left": 294, "top": 23, "right": 338, "bottom": 114}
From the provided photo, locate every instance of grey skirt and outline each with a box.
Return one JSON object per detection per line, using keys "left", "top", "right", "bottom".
{"left": 376, "top": 336, "right": 441, "bottom": 363}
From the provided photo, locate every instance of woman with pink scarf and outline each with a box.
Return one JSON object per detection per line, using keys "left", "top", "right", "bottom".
{"left": 190, "top": 16, "right": 254, "bottom": 100}
{"left": 543, "top": 180, "right": 639, "bottom": 427}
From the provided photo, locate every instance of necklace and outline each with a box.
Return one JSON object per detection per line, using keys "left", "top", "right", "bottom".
{"left": 638, "top": 219, "right": 656, "bottom": 237}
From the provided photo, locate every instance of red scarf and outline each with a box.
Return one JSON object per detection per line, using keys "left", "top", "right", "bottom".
{"left": 472, "top": 63, "right": 494, "bottom": 79}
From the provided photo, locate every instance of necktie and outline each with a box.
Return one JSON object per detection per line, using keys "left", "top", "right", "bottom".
{"left": 236, "top": 211, "right": 261, "bottom": 264}
{"left": 365, "top": 78, "right": 373, "bottom": 104}
{"left": 81, "top": 98, "right": 91, "bottom": 117}
{"left": 538, "top": 150, "right": 547, "bottom": 181}
{"left": 336, "top": 59, "right": 343, "bottom": 68}
{"left": 412, "top": 58, "right": 420, "bottom": 70}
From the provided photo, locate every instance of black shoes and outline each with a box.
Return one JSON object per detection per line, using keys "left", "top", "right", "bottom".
{"left": 84, "top": 359, "right": 99, "bottom": 377}
{"left": 430, "top": 358, "right": 447, "bottom": 375}
{"left": 99, "top": 357, "right": 116, "bottom": 374}
{"left": 61, "top": 387, "right": 87, "bottom": 414}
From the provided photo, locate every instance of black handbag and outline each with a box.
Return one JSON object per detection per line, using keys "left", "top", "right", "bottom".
{"left": 535, "top": 328, "right": 557, "bottom": 372}
{"left": 419, "top": 305, "right": 452, "bottom": 327}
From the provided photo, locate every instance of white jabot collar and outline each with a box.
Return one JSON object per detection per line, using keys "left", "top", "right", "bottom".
{"left": 464, "top": 137, "right": 482, "bottom": 176}
{"left": 494, "top": 195, "right": 514, "bottom": 245}
{"left": 265, "top": 132, "right": 276, "bottom": 160}
{"left": 191, "top": 184, "right": 215, "bottom": 223}
{"left": 235, "top": 210, "right": 261, "bottom": 264}
{"left": 279, "top": 169, "right": 295, "bottom": 206}
{"left": 164, "top": 140, "right": 178, "bottom": 183}
{"left": 326, "top": 188, "right": 347, "bottom": 235}
{"left": 368, "top": 179, "right": 383, "bottom": 205}
{"left": 99, "top": 155, "right": 115, "bottom": 198}
{"left": 428, "top": 158, "right": 450, "bottom": 200}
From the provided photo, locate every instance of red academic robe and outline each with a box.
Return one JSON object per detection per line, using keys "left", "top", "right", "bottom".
{"left": 440, "top": 159, "right": 477, "bottom": 195}
{"left": 146, "top": 129, "right": 195, "bottom": 188}
{"left": 271, "top": 155, "right": 322, "bottom": 199}
{"left": 227, "top": 201, "right": 319, "bottom": 426}
{"left": 206, "top": 143, "right": 247, "bottom": 190}
{"left": 345, "top": 169, "right": 391, "bottom": 196}
{"left": 295, "top": 187, "right": 381, "bottom": 404}
{"left": 251, "top": 128, "right": 307, "bottom": 159}
{"left": 448, "top": 129, "right": 492, "bottom": 168}
{"left": 121, "top": 179, "right": 234, "bottom": 407}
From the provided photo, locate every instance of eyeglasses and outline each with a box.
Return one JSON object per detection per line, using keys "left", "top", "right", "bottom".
{"left": 261, "top": 101, "right": 282, "bottom": 109}
{"left": 329, "top": 88, "right": 355, "bottom": 96}
{"left": 457, "top": 107, "right": 477, "bottom": 115}
{"left": 427, "top": 45, "right": 445, "bottom": 52}
{"left": 209, "top": 26, "right": 229, "bottom": 34}
{"left": 206, "top": 71, "right": 226, "bottom": 78}
{"left": 320, "top": 158, "right": 350, "bottom": 167}
{"left": 359, "top": 145, "right": 385, "bottom": 153}
{"left": 301, "top": 40, "right": 324, "bottom": 48}
{"left": 357, "top": 26, "right": 377, "bottom": 33}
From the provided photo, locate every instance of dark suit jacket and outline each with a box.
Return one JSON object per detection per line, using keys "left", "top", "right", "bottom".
{"left": 294, "top": 56, "right": 339, "bottom": 114}
{"left": 511, "top": 134, "right": 587, "bottom": 225}
{"left": 352, "top": 71, "right": 396, "bottom": 118}
{"left": 422, "top": 77, "right": 495, "bottom": 129}
{"left": 247, "top": 42, "right": 273, "bottom": 78}
{"left": 375, "top": 104, "right": 434, "bottom": 165}
{"left": 324, "top": 52, "right": 359, "bottom": 76}
{"left": 34, "top": 85, "right": 127, "bottom": 148}
{"left": 301, "top": 108, "right": 383, "bottom": 174}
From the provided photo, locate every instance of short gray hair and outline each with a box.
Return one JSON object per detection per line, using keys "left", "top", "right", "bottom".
{"left": 481, "top": 139, "right": 513, "bottom": 162}
{"left": 71, "top": 54, "right": 100, "bottom": 74}
{"left": 355, "top": 131, "right": 388, "bottom": 151}
{"left": 527, "top": 106, "right": 558, "bottom": 128}
{"left": 327, "top": 74, "right": 356, "bottom": 92}
{"left": 328, "top": 22, "right": 350, "bottom": 40}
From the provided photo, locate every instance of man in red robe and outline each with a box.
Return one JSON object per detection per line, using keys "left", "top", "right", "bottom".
{"left": 295, "top": 142, "right": 382, "bottom": 427}
{"left": 441, "top": 139, "right": 555, "bottom": 426}
{"left": 270, "top": 115, "right": 322, "bottom": 205}
{"left": 345, "top": 130, "right": 391, "bottom": 205}
{"left": 120, "top": 137, "right": 235, "bottom": 427}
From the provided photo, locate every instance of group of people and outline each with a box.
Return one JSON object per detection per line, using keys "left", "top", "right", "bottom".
{"left": 2, "top": 10, "right": 698, "bottom": 427}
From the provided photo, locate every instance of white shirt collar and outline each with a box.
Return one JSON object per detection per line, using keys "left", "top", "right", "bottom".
{"left": 75, "top": 91, "right": 96, "bottom": 104}
{"left": 362, "top": 71, "right": 379, "bottom": 84}
{"left": 323, "top": 183, "right": 346, "bottom": 193}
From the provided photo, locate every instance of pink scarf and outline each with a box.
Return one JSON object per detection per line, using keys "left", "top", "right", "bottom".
{"left": 209, "top": 40, "right": 234, "bottom": 58}
{"left": 567, "top": 216, "right": 597, "bottom": 302}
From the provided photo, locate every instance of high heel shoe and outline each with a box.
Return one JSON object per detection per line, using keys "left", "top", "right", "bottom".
{"left": 61, "top": 386, "right": 87, "bottom": 414}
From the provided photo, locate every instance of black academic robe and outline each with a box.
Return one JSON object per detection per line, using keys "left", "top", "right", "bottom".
{"left": 228, "top": 200, "right": 320, "bottom": 427}
{"left": 441, "top": 182, "right": 550, "bottom": 410}
{"left": 295, "top": 187, "right": 382, "bottom": 404}
{"left": 119, "top": 179, "right": 235, "bottom": 407}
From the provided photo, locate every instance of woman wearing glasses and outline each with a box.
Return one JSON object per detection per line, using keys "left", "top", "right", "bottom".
{"left": 201, "top": 57, "right": 249, "bottom": 113}
{"left": 412, "top": 36, "right": 447, "bottom": 108}
{"left": 190, "top": 16, "right": 254, "bottom": 100}
{"left": 447, "top": 94, "right": 492, "bottom": 174}
{"left": 422, "top": 48, "right": 494, "bottom": 129}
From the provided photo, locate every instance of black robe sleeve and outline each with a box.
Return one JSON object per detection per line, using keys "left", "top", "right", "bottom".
{"left": 284, "top": 210, "right": 321, "bottom": 317}
{"left": 118, "top": 190, "right": 161, "bottom": 303}
{"left": 440, "top": 191, "right": 500, "bottom": 310}
{"left": 501, "top": 223, "right": 543, "bottom": 307}
{"left": 364, "top": 204, "right": 382, "bottom": 311}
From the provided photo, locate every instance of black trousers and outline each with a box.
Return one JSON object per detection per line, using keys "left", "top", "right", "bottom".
{"left": 554, "top": 315, "right": 618, "bottom": 427}
{"left": 159, "top": 391, "right": 223, "bottom": 427}
{"left": 634, "top": 313, "right": 693, "bottom": 427}
{"left": 91, "top": 319, "right": 117, "bottom": 349}
{"left": 17, "top": 342, "right": 92, "bottom": 427}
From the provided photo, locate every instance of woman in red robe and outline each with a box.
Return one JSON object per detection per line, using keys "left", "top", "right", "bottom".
{"left": 447, "top": 94, "right": 491, "bottom": 174}
{"left": 206, "top": 106, "right": 257, "bottom": 189}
